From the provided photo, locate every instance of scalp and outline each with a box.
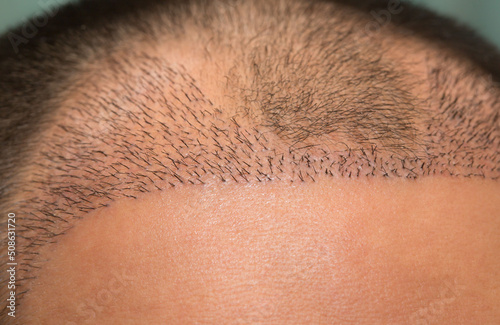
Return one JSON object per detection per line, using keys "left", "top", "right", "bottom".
{"left": 0, "top": 0, "right": 499, "bottom": 319}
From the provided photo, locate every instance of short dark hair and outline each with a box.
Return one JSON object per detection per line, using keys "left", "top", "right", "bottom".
{"left": 1, "top": 0, "right": 499, "bottom": 321}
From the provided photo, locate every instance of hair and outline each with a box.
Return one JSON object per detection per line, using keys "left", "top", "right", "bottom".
{"left": 1, "top": 0, "right": 499, "bottom": 321}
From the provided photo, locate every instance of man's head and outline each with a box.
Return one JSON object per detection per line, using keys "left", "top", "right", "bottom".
{"left": 1, "top": 0, "right": 499, "bottom": 323}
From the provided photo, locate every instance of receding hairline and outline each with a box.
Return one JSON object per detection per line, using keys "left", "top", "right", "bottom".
{"left": 1, "top": 0, "right": 499, "bottom": 321}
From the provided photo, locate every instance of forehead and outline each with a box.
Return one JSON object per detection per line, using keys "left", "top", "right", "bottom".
{"left": 2, "top": 0, "right": 500, "bottom": 322}
{"left": 10, "top": 0, "right": 500, "bottom": 254}
{"left": 18, "top": 173, "right": 500, "bottom": 323}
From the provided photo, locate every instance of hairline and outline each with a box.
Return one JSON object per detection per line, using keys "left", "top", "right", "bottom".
{"left": 1, "top": 0, "right": 499, "bottom": 321}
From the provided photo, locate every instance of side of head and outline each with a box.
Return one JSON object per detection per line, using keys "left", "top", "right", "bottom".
{"left": 1, "top": 0, "right": 499, "bottom": 323}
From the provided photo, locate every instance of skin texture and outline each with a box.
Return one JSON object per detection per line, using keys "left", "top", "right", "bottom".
{"left": 7, "top": 31, "right": 500, "bottom": 325}
{"left": 6, "top": 39, "right": 500, "bottom": 325}
{"left": 1, "top": 0, "right": 499, "bottom": 323}
{"left": 19, "top": 178, "right": 500, "bottom": 324}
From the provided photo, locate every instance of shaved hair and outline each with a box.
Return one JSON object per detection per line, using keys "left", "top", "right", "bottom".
{"left": 1, "top": 0, "right": 499, "bottom": 320}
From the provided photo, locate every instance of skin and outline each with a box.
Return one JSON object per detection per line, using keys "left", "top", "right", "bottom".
{"left": 4, "top": 4, "right": 499, "bottom": 323}
{"left": 19, "top": 177, "right": 500, "bottom": 324}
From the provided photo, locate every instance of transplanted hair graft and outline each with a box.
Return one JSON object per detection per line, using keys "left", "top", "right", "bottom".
{"left": 0, "top": 0, "right": 499, "bottom": 321}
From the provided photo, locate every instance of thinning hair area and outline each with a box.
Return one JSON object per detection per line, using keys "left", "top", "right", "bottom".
{"left": 0, "top": 0, "right": 499, "bottom": 321}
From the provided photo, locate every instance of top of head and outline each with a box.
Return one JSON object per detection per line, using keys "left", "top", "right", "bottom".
{"left": 1, "top": 0, "right": 500, "bottom": 323}
{"left": 0, "top": 0, "right": 498, "bottom": 260}
{"left": 0, "top": 0, "right": 498, "bottom": 240}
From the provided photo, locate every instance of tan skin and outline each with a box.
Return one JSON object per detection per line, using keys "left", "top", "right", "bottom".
{"left": 12, "top": 29, "right": 500, "bottom": 324}
{"left": 19, "top": 177, "right": 500, "bottom": 324}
